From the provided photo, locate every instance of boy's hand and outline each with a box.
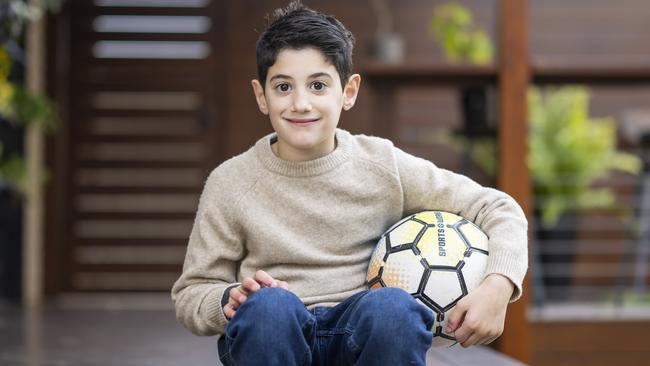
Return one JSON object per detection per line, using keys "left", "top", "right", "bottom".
{"left": 445, "top": 273, "right": 514, "bottom": 348}
{"left": 223, "top": 270, "right": 289, "bottom": 320}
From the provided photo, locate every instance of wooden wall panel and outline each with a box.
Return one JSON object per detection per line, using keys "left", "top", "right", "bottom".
{"left": 531, "top": 0, "right": 650, "bottom": 67}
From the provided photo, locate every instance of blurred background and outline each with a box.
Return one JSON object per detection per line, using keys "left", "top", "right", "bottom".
{"left": 1, "top": 0, "right": 650, "bottom": 365}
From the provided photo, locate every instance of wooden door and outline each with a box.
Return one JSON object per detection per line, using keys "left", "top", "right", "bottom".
{"left": 46, "top": 0, "right": 227, "bottom": 293}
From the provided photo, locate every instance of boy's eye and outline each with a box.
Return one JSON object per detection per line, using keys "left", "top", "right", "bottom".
{"left": 311, "top": 81, "right": 326, "bottom": 91}
{"left": 276, "top": 83, "right": 290, "bottom": 92}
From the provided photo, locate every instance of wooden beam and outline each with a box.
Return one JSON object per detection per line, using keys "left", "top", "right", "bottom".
{"left": 532, "top": 65, "right": 650, "bottom": 85}
{"left": 23, "top": 0, "right": 48, "bottom": 308}
{"left": 497, "top": 0, "right": 532, "bottom": 363}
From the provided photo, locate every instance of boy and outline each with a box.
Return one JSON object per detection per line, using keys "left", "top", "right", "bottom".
{"left": 172, "top": 2, "right": 528, "bottom": 365}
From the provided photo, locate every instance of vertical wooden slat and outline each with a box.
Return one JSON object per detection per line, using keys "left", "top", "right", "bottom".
{"left": 45, "top": 1, "right": 71, "bottom": 296}
{"left": 23, "top": 0, "right": 47, "bottom": 307}
{"left": 498, "top": 0, "right": 532, "bottom": 362}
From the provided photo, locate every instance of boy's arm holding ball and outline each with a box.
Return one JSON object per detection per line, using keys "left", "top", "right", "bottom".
{"left": 391, "top": 139, "right": 528, "bottom": 347}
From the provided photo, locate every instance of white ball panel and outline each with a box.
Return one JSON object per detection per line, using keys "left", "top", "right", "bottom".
{"left": 460, "top": 253, "right": 488, "bottom": 292}
{"left": 382, "top": 249, "right": 424, "bottom": 294}
{"left": 424, "top": 269, "right": 464, "bottom": 310}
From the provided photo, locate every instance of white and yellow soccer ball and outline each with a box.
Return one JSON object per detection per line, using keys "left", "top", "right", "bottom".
{"left": 366, "top": 210, "right": 489, "bottom": 347}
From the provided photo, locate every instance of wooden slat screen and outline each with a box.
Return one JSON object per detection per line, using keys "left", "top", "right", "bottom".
{"left": 62, "top": 0, "right": 223, "bottom": 291}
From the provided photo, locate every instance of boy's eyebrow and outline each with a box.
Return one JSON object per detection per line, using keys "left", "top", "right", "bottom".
{"left": 268, "top": 72, "right": 334, "bottom": 82}
{"left": 308, "top": 72, "right": 334, "bottom": 80}
{"left": 269, "top": 74, "right": 293, "bottom": 82}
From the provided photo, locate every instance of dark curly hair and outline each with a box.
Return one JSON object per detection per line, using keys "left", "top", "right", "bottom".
{"left": 256, "top": 1, "right": 355, "bottom": 90}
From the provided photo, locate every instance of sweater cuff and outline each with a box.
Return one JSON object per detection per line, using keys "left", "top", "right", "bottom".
{"left": 485, "top": 250, "right": 528, "bottom": 302}
{"left": 202, "top": 287, "right": 231, "bottom": 332}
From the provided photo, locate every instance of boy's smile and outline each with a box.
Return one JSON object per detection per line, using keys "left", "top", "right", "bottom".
{"left": 252, "top": 48, "right": 360, "bottom": 161}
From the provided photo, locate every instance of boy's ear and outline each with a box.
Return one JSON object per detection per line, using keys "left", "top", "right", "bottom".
{"left": 342, "top": 74, "right": 361, "bottom": 111}
{"left": 251, "top": 79, "right": 269, "bottom": 115}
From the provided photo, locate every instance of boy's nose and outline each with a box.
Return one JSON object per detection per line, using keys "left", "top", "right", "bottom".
{"left": 291, "top": 92, "right": 312, "bottom": 112}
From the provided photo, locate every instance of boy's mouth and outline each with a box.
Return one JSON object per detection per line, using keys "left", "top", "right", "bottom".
{"left": 285, "top": 117, "right": 319, "bottom": 124}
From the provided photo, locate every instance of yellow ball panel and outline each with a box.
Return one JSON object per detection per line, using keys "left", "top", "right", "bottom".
{"left": 439, "top": 211, "right": 462, "bottom": 224}
{"left": 388, "top": 219, "right": 425, "bottom": 247}
{"left": 417, "top": 226, "right": 466, "bottom": 267}
{"left": 460, "top": 223, "right": 489, "bottom": 251}
{"left": 413, "top": 211, "right": 439, "bottom": 225}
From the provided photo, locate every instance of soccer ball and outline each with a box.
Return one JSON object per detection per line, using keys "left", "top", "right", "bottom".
{"left": 366, "top": 210, "right": 489, "bottom": 347}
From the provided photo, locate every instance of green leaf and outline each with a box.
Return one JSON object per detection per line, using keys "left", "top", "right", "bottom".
{"left": 468, "top": 30, "right": 494, "bottom": 65}
{"left": 0, "top": 154, "right": 28, "bottom": 194}
{"left": 430, "top": 2, "right": 494, "bottom": 64}
{"left": 576, "top": 188, "right": 615, "bottom": 210}
{"left": 10, "top": 84, "right": 58, "bottom": 131}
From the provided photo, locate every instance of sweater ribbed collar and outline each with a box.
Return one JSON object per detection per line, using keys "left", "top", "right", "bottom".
{"left": 255, "top": 129, "right": 353, "bottom": 177}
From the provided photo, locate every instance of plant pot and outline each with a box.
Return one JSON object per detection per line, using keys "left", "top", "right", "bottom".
{"left": 453, "top": 86, "right": 498, "bottom": 184}
{"left": 534, "top": 211, "right": 579, "bottom": 302}
{"left": 459, "top": 86, "right": 497, "bottom": 139}
{"left": 369, "top": 33, "right": 404, "bottom": 64}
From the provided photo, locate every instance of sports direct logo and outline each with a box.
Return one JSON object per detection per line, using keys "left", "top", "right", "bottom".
{"left": 435, "top": 211, "right": 446, "bottom": 257}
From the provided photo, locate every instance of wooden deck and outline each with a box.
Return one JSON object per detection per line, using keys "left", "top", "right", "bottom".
{"left": 0, "top": 295, "right": 526, "bottom": 366}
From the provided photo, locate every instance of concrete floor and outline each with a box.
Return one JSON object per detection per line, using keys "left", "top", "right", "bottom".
{"left": 0, "top": 295, "right": 526, "bottom": 366}
{"left": 0, "top": 301, "right": 216, "bottom": 366}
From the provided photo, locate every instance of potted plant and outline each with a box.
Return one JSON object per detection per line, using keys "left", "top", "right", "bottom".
{"left": 429, "top": 1, "right": 493, "bottom": 66}
{"left": 1, "top": 0, "right": 61, "bottom": 300}
{"left": 528, "top": 86, "right": 641, "bottom": 300}
{"left": 529, "top": 86, "right": 641, "bottom": 229}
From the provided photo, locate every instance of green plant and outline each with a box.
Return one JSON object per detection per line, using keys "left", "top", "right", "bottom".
{"left": 528, "top": 86, "right": 642, "bottom": 228}
{"left": 429, "top": 1, "right": 494, "bottom": 65}
{"left": 1, "top": 0, "right": 62, "bottom": 195}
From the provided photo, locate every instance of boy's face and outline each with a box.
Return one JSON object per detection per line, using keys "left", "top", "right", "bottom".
{"left": 252, "top": 48, "right": 360, "bottom": 161}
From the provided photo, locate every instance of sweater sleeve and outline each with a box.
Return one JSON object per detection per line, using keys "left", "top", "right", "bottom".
{"left": 171, "top": 169, "right": 244, "bottom": 336}
{"left": 394, "top": 147, "right": 528, "bottom": 301}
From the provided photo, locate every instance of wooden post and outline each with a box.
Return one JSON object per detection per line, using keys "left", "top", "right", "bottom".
{"left": 498, "top": 0, "right": 532, "bottom": 363}
{"left": 23, "top": 0, "right": 47, "bottom": 308}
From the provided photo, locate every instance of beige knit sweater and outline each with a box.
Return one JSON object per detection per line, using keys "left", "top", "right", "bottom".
{"left": 171, "top": 129, "right": 528, "bottom": 336}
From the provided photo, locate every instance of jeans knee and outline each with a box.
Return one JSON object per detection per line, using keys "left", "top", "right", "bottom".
{"left": 232, "top": 288, "right": 306, "bottom": 327}
{"left": 224, "top": 288, "right": 313, "bottom": 364}
{"left": 362, "top": 287, "right": 413, "bottom": 312}
{"left": 238, "top": 287, "right": 303, "bottom": 319}
{"left": 358, "top": 288, "right": 433, "bottom": 331}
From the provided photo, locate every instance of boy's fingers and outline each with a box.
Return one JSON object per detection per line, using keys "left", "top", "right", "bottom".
{"left": 254, "top": 270, "right": 277, "bottom": 288}
{"left": 452, "top": 317, "right": 472, "bottom": 344}
{"left": 227, "top": 296, "right": 240, "bottom": 310}
{"left": 461, "top": 332, "right": 482, "bottom": 348}
{"left": 230, "top": 287, "right": 248, "bottom": 304}
{"left": 242, "top": 278, "right": 261, "bottom": 293}
{"left": 223, "top": 303, "right": 236, "bottom": 320}
{"left": 461, "top": 333, "right": 480, "bottom": 348}
{"left": 445, "top": 304, "right": 467, "bottom": 333}
{"left": 277, "top": 280, "right": 289, "bottom": 289}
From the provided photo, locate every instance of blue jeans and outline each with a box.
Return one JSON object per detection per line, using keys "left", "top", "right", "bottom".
{"left": 218, "top": 287, "right": 434, "bottom": 366}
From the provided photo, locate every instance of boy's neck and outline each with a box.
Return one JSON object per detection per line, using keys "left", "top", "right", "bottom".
{"left": 271, "top": 136, "right": 337, "bottom": 162}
